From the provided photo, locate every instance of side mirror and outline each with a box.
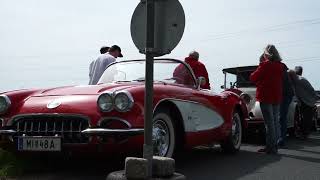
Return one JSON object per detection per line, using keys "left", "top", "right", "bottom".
{"left": 220, "top": 85, "right": 225, "bottom": 89}
{"left": 197, "top": 76, "right": 206, "bottom": 89}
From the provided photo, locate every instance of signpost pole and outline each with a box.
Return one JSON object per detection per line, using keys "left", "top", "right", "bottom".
{"left": 144, "top": 0, "right": 155, "bottom": 178}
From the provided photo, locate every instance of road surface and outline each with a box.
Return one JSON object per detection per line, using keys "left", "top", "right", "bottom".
{"left": 15, "top": 131, "right": 320, "bottom": 180}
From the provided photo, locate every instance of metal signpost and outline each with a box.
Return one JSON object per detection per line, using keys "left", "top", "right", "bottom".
{"left": 144, "top": 0, "right": 155, "bottom": 177}
{"left": 131, "top": 0, "right": 185, "bottom": 178}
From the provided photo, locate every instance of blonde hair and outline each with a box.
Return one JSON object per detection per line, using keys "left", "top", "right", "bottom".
{"left": 264, "top": 44, "right": 282, "bottom": 61}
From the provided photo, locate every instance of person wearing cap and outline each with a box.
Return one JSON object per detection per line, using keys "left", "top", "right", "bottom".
{"left": 89, "top": 45, "right": 123, "bottom": 85}
{"left": 173, "top": 50, "right": 211, "bottom": 89}
{"left": 250, "top": 44, "right": 285, "bottom": 154}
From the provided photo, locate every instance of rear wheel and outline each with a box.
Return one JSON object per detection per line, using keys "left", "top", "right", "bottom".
{"left": 152, "top": 111, "right": 176, "bottom": 158}
{"left": 220, "top": 111, "right": 242, "bottom": 153}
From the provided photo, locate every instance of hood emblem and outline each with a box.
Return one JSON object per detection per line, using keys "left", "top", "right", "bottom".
{"left": 47, "top": 99, "right": 61, "bottom": 109}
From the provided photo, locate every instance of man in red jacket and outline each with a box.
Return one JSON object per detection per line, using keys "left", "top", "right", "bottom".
{"left": 173, "top": 51, "right": 211, "bottom": 89}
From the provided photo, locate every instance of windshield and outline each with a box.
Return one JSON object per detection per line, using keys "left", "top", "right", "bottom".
{"left": 98, "top": 59, "right": 196, "bottom": 87}
{"left": 235, "top": 71, "right": 256, "bottom": 88}
{"left": 223, "top": 70, "right": 256, "bottom": 89}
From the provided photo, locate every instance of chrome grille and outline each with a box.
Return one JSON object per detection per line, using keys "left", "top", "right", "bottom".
{"left": 12, "top": 115, "right": 89, "bottom": 143}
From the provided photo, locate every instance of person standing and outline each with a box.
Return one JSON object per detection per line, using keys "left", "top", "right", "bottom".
{"left": 89, "top": 45, "right": 123, "bottom": 85}
{"left": 250, "top": 44, "right": 285, "bottom": 154}
{"left": 89, "top": 46, "right": 110, "bottom": 83}
{"left": 288, "top": 69, "right": 319, "bottom": 139}
{"left": 278, "top": 65, "right": 294, "bottom": 146}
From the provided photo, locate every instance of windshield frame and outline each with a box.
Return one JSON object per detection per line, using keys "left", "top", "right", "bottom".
{"left": 99, "top": 58, "right": 198, "bottom": 88}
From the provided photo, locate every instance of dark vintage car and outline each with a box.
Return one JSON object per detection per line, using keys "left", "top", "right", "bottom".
{"left": 221, "top": 65, "right": 299, "bottom": 137}
{"left": 0, "top": 59, "right": 249, "bottom": 157}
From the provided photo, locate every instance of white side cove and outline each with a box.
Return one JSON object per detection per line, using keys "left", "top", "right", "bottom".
{"left": 170, "top": 100, "right": 224, "bottom": 132}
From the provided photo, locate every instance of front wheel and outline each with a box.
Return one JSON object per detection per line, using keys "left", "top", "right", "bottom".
{"left": 220, "top": 111, "right": 242, "bottom": 153}
{"left": 152, "top": 111, "right": 176, "bottom": 158}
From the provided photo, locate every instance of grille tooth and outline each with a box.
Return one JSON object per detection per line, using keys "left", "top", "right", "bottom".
{"left": 79, "top": 121, "right": 82, "bottom": 133}
{"left": 30, "top": 121, "right": 33, "bottom": 133}
{"left": 45, "top": 122, "right": 48, "bottom": 134}
{"left": 12, "top": 115, "right": 89, "bottom": 143}
{"left": 17, "top": 121, "right": 20, "bottom": 132}
{"left": 53, "top": 121, "right": 56, "bottom": 133}
{"left": 38, "top": 121, "right": 41, "bottom": 133}
{"left": 24, "top": 121, "right": 27, "bottom": 133}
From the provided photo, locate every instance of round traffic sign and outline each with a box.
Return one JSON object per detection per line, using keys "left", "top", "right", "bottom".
{"left": 131, "top": 0, "right": 185, "bottom": 57}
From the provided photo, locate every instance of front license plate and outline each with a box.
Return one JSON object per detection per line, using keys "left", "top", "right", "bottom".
{"left": 17, "top": 137, "right": 61, "bottom": 152}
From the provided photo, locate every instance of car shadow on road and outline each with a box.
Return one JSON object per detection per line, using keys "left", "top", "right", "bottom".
{"left": 174, "top": 147, "right": 281, "bottom": 180}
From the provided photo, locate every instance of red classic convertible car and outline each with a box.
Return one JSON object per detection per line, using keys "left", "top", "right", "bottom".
{"left": 0, "top": 59, "right": 248, "bottom": 157}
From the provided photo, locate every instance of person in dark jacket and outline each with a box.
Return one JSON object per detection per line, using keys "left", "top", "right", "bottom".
{"left": 250, "top": 44, "right": 285, "bottom": 154}
{"left": 288, "top": 70, "right": 320, "bottom": 139}
{"left": 173, "top": 51, "right": 211, "bottom": 89}
{"left": 278, "top": 65, "right": 294, "bottom": 146}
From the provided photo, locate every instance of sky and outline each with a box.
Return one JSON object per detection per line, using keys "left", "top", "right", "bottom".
{"left": 0, "top": 0, "right": 320, "bottom": 92}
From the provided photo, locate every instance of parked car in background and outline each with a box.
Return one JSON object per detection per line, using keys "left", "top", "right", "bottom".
{"left": 0, "top": 59, "right": 249, "bottom": 158}
{"left": 221, "top": 65, "right": 298, "bottom": 139}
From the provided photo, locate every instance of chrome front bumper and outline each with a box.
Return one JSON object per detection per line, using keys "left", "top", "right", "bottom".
{"left": 81, "top": 128, "right": 144, "bottom": 136}
{"left": 0, "top": 128, "right": 144, "bottom": 137}
{"left": 0, "top": 129, "right": 17, "bottom": 135}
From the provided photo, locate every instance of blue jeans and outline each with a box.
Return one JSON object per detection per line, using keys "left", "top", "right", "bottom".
{"left": 279, "top": 97, "right": 293, "bottom": 143}
{"left": 260, "top": 103, "right": 280, "bottom": 152}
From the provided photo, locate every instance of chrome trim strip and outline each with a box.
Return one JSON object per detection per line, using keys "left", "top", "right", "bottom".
{"left": 153, "top": 98, "right": 203, "bottom": 114}
{"left": 97, "top": 117, "right": 132, "bottom": 129}
{"left": 81, "top": 128, "right": 144, "bottom": 136}
{"left": 0, "top": 129, "right": 17, "bottom": 135}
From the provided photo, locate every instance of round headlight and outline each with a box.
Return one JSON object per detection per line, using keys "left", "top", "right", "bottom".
{"left": 114, "top": 92, "right": 134, "bottom": 112}
{"left": 240, "top": 93, "right": 252, "bottom": 105}
{"left": 0, "top": 95, "right": 11, "bottom": 114}
{"left": 98, "top": 93, "right": 113, "bottom": 112}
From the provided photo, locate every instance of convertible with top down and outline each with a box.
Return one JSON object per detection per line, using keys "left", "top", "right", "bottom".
{"left": 0, "top": 59, "right": 248, "bottom": 157}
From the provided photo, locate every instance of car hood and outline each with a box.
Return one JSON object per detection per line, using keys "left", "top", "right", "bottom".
{"left": 35, "top": 83, "right": 142, "bottom": 96}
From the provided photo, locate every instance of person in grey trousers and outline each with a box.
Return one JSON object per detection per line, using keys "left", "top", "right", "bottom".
{"left": 250, "top": 45, "right": 285, "bottom": 154}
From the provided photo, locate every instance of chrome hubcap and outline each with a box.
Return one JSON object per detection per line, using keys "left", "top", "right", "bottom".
{"left": 153, "top": 120, "right": 170, "bottom": 156}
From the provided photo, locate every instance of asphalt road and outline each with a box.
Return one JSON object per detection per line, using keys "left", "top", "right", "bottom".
{"left": 16, "top": 131, "right": 320, "bottom": 180}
